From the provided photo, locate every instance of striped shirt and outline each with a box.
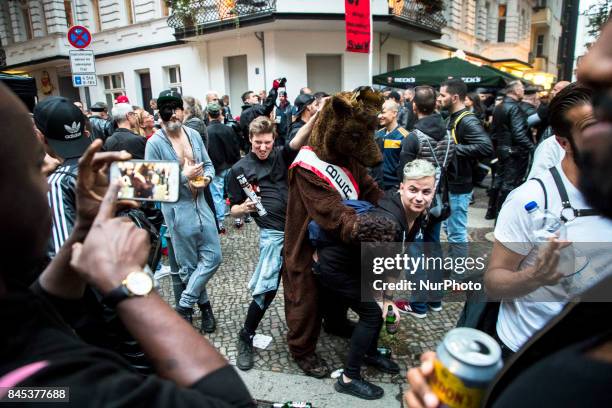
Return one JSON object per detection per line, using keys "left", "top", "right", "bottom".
{"left": 46, "top": 159, "right": 79, "bottom": 259}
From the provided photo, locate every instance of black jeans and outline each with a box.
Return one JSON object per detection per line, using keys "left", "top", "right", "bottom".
{"left": 316, "top": 244, "right": 383, "bottom": 380}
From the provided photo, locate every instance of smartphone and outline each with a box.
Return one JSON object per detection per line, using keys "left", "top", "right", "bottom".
{"left": 110, "top": 160, "right": 179, "bottom": 203}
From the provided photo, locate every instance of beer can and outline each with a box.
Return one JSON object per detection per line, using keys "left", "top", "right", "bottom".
{"left": 430, "top": 328, "right": 502, "bottom": 408}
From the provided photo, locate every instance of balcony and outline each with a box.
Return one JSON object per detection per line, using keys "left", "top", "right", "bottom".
{"left": 390, "top": 0, "right": 446, "bottom": 33}
{"left": 167, "top": 0, "right": 276, "bottom": 32}
{"left": 532, "top": 7, "right": 552, "bottom": 27}
{"left": 166, "top": 0, "right": 445, "bottom": 36}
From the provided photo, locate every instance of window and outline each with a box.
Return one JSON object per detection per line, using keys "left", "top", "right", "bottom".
{"left": 161, "top": 0, "right": 169, "bottom": 16}
{"left": 387, "top": 54, "right": 400, "bottom": 72}
{"left": 91, "top": 0, "right": 101, "bottom": 32}
{"left": 497, "top": 5, "right": 506, "bottom": 43}
{"left": 64, "top": 0, "right": 74, "bottom": 26}
{"left": 167, "top": 66, "right": 182, "bottom": 93}
{"left": 125, "top": 0, "right": 134, "bottom": 25}
{"left": 19, "top": 1, "right": 34, "bottom": 40}
{"left": 102, "top": 73, "right": 125, "bottom": 107}
{"left": 536, "top": 34, "right": 544, "bottom": 57}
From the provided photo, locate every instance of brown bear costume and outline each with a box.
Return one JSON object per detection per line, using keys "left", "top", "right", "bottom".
{"left": 283, "top": 88, "right": 385, "bottom": 373}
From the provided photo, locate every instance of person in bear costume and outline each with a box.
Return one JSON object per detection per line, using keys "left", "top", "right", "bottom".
{"left": 283, "top": 87, "right": 388, "bottom": 378}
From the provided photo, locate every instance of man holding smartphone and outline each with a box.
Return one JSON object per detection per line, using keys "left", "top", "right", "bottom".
{"left": 145, "top": 90, "right": 222, "bottom": 333}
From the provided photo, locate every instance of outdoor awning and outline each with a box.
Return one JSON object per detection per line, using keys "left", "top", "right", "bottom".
{"left": 373, "top": 57, "right": 525, "bottom": 89}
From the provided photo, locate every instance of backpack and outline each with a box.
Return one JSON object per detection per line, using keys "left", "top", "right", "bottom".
{"left": 412, "top": 128, "right": 454, "bottom": 221}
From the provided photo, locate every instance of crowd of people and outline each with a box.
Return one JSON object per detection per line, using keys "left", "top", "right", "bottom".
{"left": 2, "top": 20, "right": 612, "bottom": 408}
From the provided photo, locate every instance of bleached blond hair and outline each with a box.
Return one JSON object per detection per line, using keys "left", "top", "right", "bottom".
{"left": 402, "top": 159, "right": 436, "bottom": 181}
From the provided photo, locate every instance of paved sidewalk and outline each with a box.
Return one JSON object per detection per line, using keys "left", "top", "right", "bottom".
{"left": 157, "top": 185, "right": 494, "bottom": 407}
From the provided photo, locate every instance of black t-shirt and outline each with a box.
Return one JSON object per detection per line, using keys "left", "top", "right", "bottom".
{"left": 227, "top": 146, "right": 298, "bottom": 231}
{"left": 492, "top": 334, "right": 612, "bottom": 407}
{"left": 103, "top": 128, "right": 146, "bottom": 159}
{"left": 0, "top": 288, "right": 254, "bottom": 407}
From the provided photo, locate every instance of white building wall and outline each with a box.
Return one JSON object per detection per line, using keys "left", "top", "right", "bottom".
{"left": 43, "top": 0, "right": 68, "bottom": 34}
{"left": 90, "top": 44, "right": 208, "bottom": 107}
{"left": 99, "top": 0, "right": 121, "bottom": 30}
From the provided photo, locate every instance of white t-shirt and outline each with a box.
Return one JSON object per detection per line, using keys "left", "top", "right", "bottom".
{"left": 494, "top": 163, "right": 612, "bottom": 351}
{"left": 527, "top": 136, "right": 565, "bottom": 179}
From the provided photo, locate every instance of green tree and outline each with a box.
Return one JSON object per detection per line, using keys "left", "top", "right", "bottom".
{"left": 584, "top": 0, "right": 611, "bottom": 39}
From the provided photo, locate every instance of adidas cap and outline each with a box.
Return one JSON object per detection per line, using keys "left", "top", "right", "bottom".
{"left": 33, "top": 96, "right": 90, "bottom": 159}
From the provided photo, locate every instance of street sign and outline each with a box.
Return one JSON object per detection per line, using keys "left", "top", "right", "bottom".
{"left": 69, "top": 50, "right": 97, "bottom": 87}
{"left": 69, "top": 50, "right": 95, "bottom": 74}
{"left": 72, "top": 74, "right": 97, "bottom": 87}
{"left": 67, "top": 25, "right": 92, "bottom": 49}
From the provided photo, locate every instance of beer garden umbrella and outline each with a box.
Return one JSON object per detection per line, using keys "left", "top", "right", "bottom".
{"left": 373, "top": 57, "right": 525, "bottom": 89}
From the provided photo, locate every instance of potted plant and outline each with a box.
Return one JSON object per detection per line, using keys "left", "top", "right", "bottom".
{"left": 416, "top": 0, "right": 444, "bottom": 13}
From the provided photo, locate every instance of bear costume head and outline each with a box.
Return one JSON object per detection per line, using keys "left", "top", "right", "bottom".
{"left": 309, "top": 86, "right": 384, "bottom": 168}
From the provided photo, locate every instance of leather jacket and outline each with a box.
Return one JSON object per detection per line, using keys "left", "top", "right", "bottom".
{"left": 491, "top": 96, "right": 534, "bottom": 157}
{"left": 89, "top": 115, "right": 113, "bottom": 142}
{"left": 446, "top": 108, "right": 494, "bottom": 194}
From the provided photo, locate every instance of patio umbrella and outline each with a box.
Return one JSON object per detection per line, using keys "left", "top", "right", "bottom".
{"left": 373, "top": 57, "right": 524, "bottom": 89}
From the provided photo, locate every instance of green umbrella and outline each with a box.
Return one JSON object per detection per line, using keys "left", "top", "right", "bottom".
{"left": 373, "top": 57, "right": 524, "bottom": 88}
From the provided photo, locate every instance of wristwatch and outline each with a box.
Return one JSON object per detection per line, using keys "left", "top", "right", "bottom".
{"left": 102, "top": 270, "right": 154, "bottom": 308}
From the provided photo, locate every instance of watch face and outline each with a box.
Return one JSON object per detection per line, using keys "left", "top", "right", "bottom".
{"left": 126, "top": 271, "right": 153, "bottom": 296}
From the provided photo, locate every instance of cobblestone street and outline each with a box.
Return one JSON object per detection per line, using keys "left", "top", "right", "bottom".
{"left": 156, "top": 185, "right": 494, "bottom": 407}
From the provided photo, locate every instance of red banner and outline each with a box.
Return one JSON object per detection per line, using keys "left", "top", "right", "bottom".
{"left": 345, "top": 0, "right": 371, "bottom": 53}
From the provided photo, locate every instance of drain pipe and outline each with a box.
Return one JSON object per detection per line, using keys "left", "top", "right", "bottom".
{"left": 379, "top": 33, "right": 390, "bottom": 73}
{"left": 255, "top": 32, "right": 266, "bottom": 89}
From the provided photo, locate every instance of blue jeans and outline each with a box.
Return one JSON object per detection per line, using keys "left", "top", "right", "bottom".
{"left": 445, "top": 192, "right": 472, "bottom": 263}
{"left": 210, "top": 168, "right": 229, "bottom": 225}
{"left": 410, "top": 221, "right": 443, "bottom": 314}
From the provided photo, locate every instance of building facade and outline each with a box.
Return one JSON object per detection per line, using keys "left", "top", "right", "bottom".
{"left": 0, "top": 0, "right": 446, "bottom": 112}
{"left": 410, "top": 0, "right": 563, "bottom": 90}
{"left": 0, "top": 0, "right": 573, "bottom": 113}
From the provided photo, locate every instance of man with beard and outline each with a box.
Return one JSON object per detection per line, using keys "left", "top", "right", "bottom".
{"left": 484, "top": 83, "right": 612, "bottom": 357}
{"left": 145, "top": 90, "right": 222, "bottom": 332}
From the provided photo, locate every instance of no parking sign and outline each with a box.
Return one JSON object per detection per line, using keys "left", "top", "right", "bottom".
{"left": 67, "top": 25, "right": 92, "bottom": 49}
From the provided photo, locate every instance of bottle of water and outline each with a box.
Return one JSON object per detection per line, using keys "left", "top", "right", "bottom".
{"left": 524, "top": 201, "right": 567, "bottom": 242}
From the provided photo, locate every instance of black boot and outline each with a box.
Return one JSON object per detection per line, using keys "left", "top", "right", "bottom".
{"left": 485, "top": 194, "right": 498, "bottom": 220}
{"left": 198, "top": 302, "right": 216, "bottom": 333}
{"left": 236, "top": 329, "right": 254, "bottom": 371}
{"left": 175, "top": 305, "right": 193, "bottom": 324}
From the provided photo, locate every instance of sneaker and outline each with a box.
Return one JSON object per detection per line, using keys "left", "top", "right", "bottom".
{"left": 234, "top": 218, "right": 243, "bottom": 229}
{"left": 244, "top": 215, "right": 253, "bottom": 223}
{"left": 236, "top": 331, "right": 254, "bottom": 371}
{"left": 218, "top": 226, "right": 227, "bottom": 235}
{"left": 363, "top": 353, "right": 400, "bottom": 375}
{"left": 334, "top": 375, "right": 384, "bottom": 400}
{"left": 394, "top": 300, "right": 427, "bottom": 319}
{"left": 428, "top": 302, "right": 443, "bottom": 312}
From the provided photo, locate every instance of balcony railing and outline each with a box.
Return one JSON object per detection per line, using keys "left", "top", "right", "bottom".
{"left": 167, "top": 0, "right": 276, "bottom": 31}
{"left": 167, "top": 0, "right": 445, "bottom": 34}
{"left": 391, "top": 0, "right": 446, "bottom": 33}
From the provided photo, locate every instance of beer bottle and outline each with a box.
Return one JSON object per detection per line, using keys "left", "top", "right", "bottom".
{"left": 385, "top": 305, "right": 398, "bottom": 334}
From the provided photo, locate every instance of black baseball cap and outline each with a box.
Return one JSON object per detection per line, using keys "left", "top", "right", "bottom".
{"left": 157, "top": 89, "right": 183, "bottom": 108}
{"left": 293, "top": 93, "right": 315, "bottom": 117}
{"left": 33, "top": 96, "right": 90, "bottom": 159}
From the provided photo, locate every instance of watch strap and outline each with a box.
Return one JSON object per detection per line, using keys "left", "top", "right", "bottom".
{"left": 102, "top": 285, "right": 131, "bottom": 308}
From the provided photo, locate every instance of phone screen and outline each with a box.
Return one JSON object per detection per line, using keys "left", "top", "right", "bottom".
{"left": 110, "top": 160, "right": 179, "bottom": 203}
